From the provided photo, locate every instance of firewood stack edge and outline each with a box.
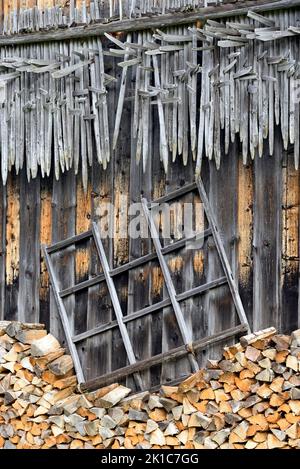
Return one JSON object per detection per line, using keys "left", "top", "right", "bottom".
{"left": 1, "top": 321, "right": 300, "bottom": 449}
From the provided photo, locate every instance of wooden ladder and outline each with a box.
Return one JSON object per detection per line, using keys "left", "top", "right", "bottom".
{"left": 43, "top": 177, "right": 250, "bottom": 390}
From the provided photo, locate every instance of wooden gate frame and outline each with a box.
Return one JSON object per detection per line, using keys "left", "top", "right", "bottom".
{"left": 43, "top": 177, "right": 251, "bottom": 390}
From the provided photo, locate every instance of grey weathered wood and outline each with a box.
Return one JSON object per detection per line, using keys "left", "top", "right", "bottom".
{"left": 141, "top": 197, "right": 199, "bottom": 372}
{"left": 17, "top": 171, "right": 40, "bottom": 323}
{"left": 0, "top": 184, "right": 6, "bottom": 320}
{"left": 42, "top": 245, "right": 85, "bottom": 383}
{"left": 79, "top": 323, "right": 248, "bottom": 392}
{"left": 253, "top": 132, "right": 282, "bottom": 331}
{"left": 151, "top": 182, "right": 197, "bottom": 205}
{"left": 72, "top": 275, "right": 228, "bottom": 343}
{"left": 92, "top": 221, "right": 143, "bottom": 390}
{"left": 196, "top": 177, "right": 251, "bottom": 332}
{"left": 47, "top": 230, "right": 92, "bottom": 253}
{"left": 0, "top": 1, "right": 296, "bottom": 46}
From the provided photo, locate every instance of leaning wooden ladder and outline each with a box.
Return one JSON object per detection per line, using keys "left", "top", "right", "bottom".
{"left": 43, "top": 178, "right": 251, "bottom": 390}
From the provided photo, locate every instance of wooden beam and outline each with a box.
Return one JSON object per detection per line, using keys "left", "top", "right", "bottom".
{"left": 79, "top": 323, "right": 248, "bottom": 392}
{"left": 46, "top": 230, "right": 92, "bottom": 253}
{"left": 0, "top": 1, "right": 298, "bottom": 46}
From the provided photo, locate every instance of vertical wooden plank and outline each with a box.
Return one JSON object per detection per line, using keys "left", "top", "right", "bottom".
{"left": 161, "top": 155, "right": 194, "bottom": 382}
{"left": 253, "top": 130, "right": 282, "bottom": 332}
{"left": 149, "top": 103, "right": 165, "bottom": 387}
{"left": 282, "top": 150, "right": 299, "bottom": 332}
{"left": 86, "top": 37, "right": 114, "bottom": 381}
{"left": 0, "top": 183, "right": 6, "bottom": 320}
{"left": 74, "top": 174, "right": 91, "bottom": 370}
{"left": 206, "top": 141, "right": 239, "bottom": 358}
{"left": 18, "top": 170, "right": 41, "bottom": 323}
{"left": 112, "top": 34, "right": 131, "bottom": 378}
{"left": 127, "top": 34, "right": 153, "bottom": 390}
{"left": 5, "top": 173, "right": 20, "bottom": 321}
{"left": 40, "top": 176, "right": 52, "bottom": 329}
{"left": 86, "top": 154, "right": 113, "bottom": 381}
{"left": 237, "top": 158, "right": 254, "bottom": 329}
{"left": 50, "top": 170, "right": 76, "bottom": 347}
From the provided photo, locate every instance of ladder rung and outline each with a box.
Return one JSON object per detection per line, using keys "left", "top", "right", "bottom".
{"left": 72, "top": 276, "right": 227, "bottom": 343}
{"left": 73, "top": 319, "right": 119, "bottom": 343}
{"left": 47, "top": 230, "right": 93, "bottom": 254}
{"left": 176, "top": 276, "right": 227, "bottom": 302}
{"left": 149, "top": 182, "right": 197, "bottom": 206}
{"left": 59, "top": 274, "right": 105, "bottom": 298}
{"left": 111, "top": 229, "right": 212, "bottom": 277}
{"left": 79, "top": 324, "right": 249, "bottom": 392}
{"left": 162, "top": 228, "right": 212, "bottom": 255}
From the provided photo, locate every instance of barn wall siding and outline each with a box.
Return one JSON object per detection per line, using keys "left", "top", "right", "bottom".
{"left": 0, "top": 145, "right": 299, "bottom": 324}
{"left": 0, "top": 135, "right": 299, "bottom": 382}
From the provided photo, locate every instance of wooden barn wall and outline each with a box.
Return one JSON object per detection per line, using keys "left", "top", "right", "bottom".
{"left": 0, "top": 127, "right": 299, "bottom": 384}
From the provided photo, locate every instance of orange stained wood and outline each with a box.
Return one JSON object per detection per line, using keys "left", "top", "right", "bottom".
{"left": 237, "top": 160, "right": 253, "bottom": 287}
{"left": 193, "top": 192, "right": 205, "bottom": 275}
{"left": 75, "top": 178, "right": 91, "bottom": 280}
{"left": 40, "top": 184, "right": 52, "bottom": 300}
{"left": 168, "top": 255, "right": 183, "bottom": 273}
{"left": 113, "top": 173, "right": 129, "bottom": 267}
{"left": 151, "top": 265, "right": 164, "bottom": 297}
{"left": 282, "top": 153, "right": 299, "bottom": 284}
{"left": 5, "top": 175, "right": 20, "bottom": 285}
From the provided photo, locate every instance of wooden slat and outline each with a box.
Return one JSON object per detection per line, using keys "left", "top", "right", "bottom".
{"left": 141, "top": 197, "right": 199, "bottom": 373}
{"left": 79, "top": 323, "right": 248, "bottom": 392}
{"left": 92, "top": 221, "right": 143, "bottom": 390}
{"left": 196, "top": 177, "right": 251, "bottom": 332}
{"left": 17, "top": 171, "right": 40, "bottom": 323}
{"left": 5, "top": 173, "right": 20, "bottom": 321}
{"left": 253, "top": 132, "right": 283, "bottom": 331}
{"left": 47, "top": 229, "right": 92, "bottom": 253}
{"left": 72, "top": 275, "right": 227, "bottom": 343}
{"left": 42, "top": 245, "right": 85, "bottom": 383}
{"left": 50, "top": 171, "right": 76, "bottom": 346}
{"left": 59, "top": 274, "right": 105, "bottom": 298}
{"left": 151, "top": 182, "right": 197, "bottom": 205}
{"left": 0, "top": 184, "right": 6, "bottom": 320}
{"left": 0, "top": 1, "right": 298, "bottom": 45}
{"left": 177, "top": 276, "right": 227, "bottom": 302}
{"left": 282, "top": 150, "right": 299, "bottom": 332}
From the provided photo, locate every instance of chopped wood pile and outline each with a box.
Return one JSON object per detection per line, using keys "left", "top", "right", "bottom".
{"left": 1, "top": 321, "right": 300, "bottom": 449}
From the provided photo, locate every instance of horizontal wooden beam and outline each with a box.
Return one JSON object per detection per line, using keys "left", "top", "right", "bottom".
{"left": 79, "top": 323, "right": 248, "bottom": 392}
{"left": 0, "top": 0, "right": 298, "bottom": 46}
{"left": 72, "top": 276, "right": 227, "bottom": 343}
{"left": 46, "top": 230, "right": 92, "bottom": 253}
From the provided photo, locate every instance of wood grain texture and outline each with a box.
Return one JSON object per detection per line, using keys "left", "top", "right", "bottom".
{"left": 17, "top": 169, "right": 40, "bottom": 323}
{"left": 253, "top": 130, "right": 283, "bottom": 331}
{"left": 0, "top": 0, "right": 298, "bottom": 45}
{"left": 5, "top": 173, "right": 20, "bottom": 321}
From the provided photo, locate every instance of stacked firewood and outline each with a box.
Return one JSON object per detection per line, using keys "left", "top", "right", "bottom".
{"left": 0, "top": 321, "right": 300, "bottom": 449}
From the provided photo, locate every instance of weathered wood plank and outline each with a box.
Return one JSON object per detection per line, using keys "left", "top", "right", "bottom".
{"left": 5, "top": 173, "right": 20, "bottom": 321}
{"left": 40, "top": 176, "right": 52, "bottom": 330}
{"left": 0, "top": 184, "right": 6, "bottom": 320}
{"left": 204, "top": 141, "right": 241, "bottom": 358}
{"left": 50, "top": 170, "right": 76, "bottom": 347}
{"left": 0, "top": 0, "right": 298, "bottom": 45}
{"left": 17, "top": 170, "right": 40, "bottom": 323}
{"left": 253, "top": 130, "right": 282, "bottom": 331}
{"left": 282, "top": 150, "right": 299, "bottom": 332}
{"left": 237, "top": 158, "right": 254, "bottom": 329}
